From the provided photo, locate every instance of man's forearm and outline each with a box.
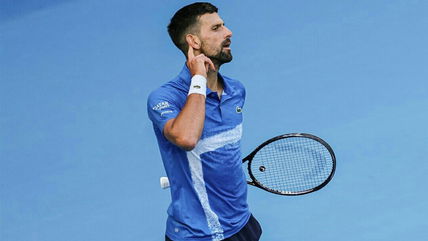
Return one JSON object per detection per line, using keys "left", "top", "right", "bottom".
{"left": 163, "top": 94, "right": 205, "bottom": 151}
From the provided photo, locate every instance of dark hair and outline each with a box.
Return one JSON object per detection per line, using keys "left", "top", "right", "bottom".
{"left": 168, "top": 2, "right": 218, "bottom": 54}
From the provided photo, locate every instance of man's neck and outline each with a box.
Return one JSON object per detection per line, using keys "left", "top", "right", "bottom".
{"left": 206, "top": 67, "right": 223, "bottom": 97}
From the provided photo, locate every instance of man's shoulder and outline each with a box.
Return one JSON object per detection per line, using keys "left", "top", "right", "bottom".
{"left": 221, "top": 74, "right": 245, "bottom": 98}
{"left": 147, "top": 77, "right": 187, "bottom": 109}
{"left": 148, "top": 75, "right": 186, "bottom": 97}
{"left": 222, "top": 74, "right": 245, "bottom": 90}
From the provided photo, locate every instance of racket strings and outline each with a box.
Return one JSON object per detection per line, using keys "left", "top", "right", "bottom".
{"left": 250, "top": 137, "right": 333, "bottom": 194}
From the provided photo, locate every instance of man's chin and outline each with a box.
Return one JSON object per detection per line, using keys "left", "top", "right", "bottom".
{"left": 219, "top": 51, "right": 233, "bottom": 63}
{"left": 222, "top": 57, "right": 233, "bottom": 63}
{"left": 215, "top": 57, "right": 232, "bottom": 65}
{"left": 207, "top": 51, "right": 233, "bottom": 65}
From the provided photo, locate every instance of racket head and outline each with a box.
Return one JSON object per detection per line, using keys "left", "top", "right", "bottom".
{"left": 244, "top": 133, "right": 336, "bottom": 196}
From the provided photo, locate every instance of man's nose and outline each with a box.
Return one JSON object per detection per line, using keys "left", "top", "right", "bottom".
{"left": 224, "top": 26, "right": 233, "bottom": 38}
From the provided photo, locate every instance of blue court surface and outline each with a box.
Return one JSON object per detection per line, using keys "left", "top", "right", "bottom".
{"left": 1, "top": 1, "right": 427, "bottom": 240}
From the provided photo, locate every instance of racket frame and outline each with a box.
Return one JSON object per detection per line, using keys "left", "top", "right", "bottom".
{"left": 242, "top": 133, "right": 336, "bottom": 196}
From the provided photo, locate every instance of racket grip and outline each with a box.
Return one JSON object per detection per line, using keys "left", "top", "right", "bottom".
{"left": 160, "top": 176, "right": 170, "bottom": 189}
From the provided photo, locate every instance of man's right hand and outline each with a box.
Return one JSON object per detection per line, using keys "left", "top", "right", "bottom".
{"left": 186, "top": 45, "right": 215, "bottom": 78}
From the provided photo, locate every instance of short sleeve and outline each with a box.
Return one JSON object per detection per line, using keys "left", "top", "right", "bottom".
{"left": 147, "top": 89, "right": 181, "bottom": 133}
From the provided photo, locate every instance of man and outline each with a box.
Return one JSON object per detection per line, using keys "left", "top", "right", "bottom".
{"left": 147, "top": 2, "right": 262, "bottom": 241}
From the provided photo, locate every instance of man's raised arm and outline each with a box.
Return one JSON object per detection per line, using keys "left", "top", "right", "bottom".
{"left": 163, "top": 45, "right": 215, "bottom": 151}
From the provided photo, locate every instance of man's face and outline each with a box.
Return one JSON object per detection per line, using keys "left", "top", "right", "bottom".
{"left": 197, "top": 13, "right": 233, "bottom": 65}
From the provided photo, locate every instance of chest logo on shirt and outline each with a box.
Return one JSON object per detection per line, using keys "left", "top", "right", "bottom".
{"left": 236, "top": 106, "right": 242, "bottom": 113}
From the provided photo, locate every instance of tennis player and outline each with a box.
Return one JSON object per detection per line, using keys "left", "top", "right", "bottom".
{"left": 147, "top": 2, "right": 262, "bottom": 241}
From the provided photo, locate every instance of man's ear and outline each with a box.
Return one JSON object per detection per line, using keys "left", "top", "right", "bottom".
{"left": 185, "top": 34, "right": 201, "bottom": 50}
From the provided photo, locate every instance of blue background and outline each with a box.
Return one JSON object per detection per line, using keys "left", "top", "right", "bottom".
{"left": 1, "top": 0, "right": 427, "bottom": 240}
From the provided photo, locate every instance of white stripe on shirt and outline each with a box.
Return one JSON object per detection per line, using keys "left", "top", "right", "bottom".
{"left": 186, "top": 124, "right": 243, "bottom": 241}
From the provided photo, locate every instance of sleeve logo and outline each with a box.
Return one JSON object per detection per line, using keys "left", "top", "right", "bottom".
{"left": 152, "top": 101, "right": 170, "bottom": 111}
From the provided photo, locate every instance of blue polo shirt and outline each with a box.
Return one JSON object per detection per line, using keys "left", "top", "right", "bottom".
{"left": 147, "top": 65, "right": 250, "bottom": 241}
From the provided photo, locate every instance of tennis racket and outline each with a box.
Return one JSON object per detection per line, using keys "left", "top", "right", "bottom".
{"left": 160, "top": 133, "right": 336, "bottom": 196}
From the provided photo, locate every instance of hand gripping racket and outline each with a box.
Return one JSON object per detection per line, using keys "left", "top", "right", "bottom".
{"left": 160, "top": 133, "right": 336, "bottom": 196}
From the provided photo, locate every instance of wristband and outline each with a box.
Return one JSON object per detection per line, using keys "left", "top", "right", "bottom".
{"left": 187, "top": 75, "right": 207, "bottom": 97}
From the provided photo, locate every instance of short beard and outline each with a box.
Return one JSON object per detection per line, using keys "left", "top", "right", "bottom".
{"left": 201, "top": 41, "right": 233, "bottom": 67}
{"left": 211, "top": 49, "right": 233, "bottom": 65}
